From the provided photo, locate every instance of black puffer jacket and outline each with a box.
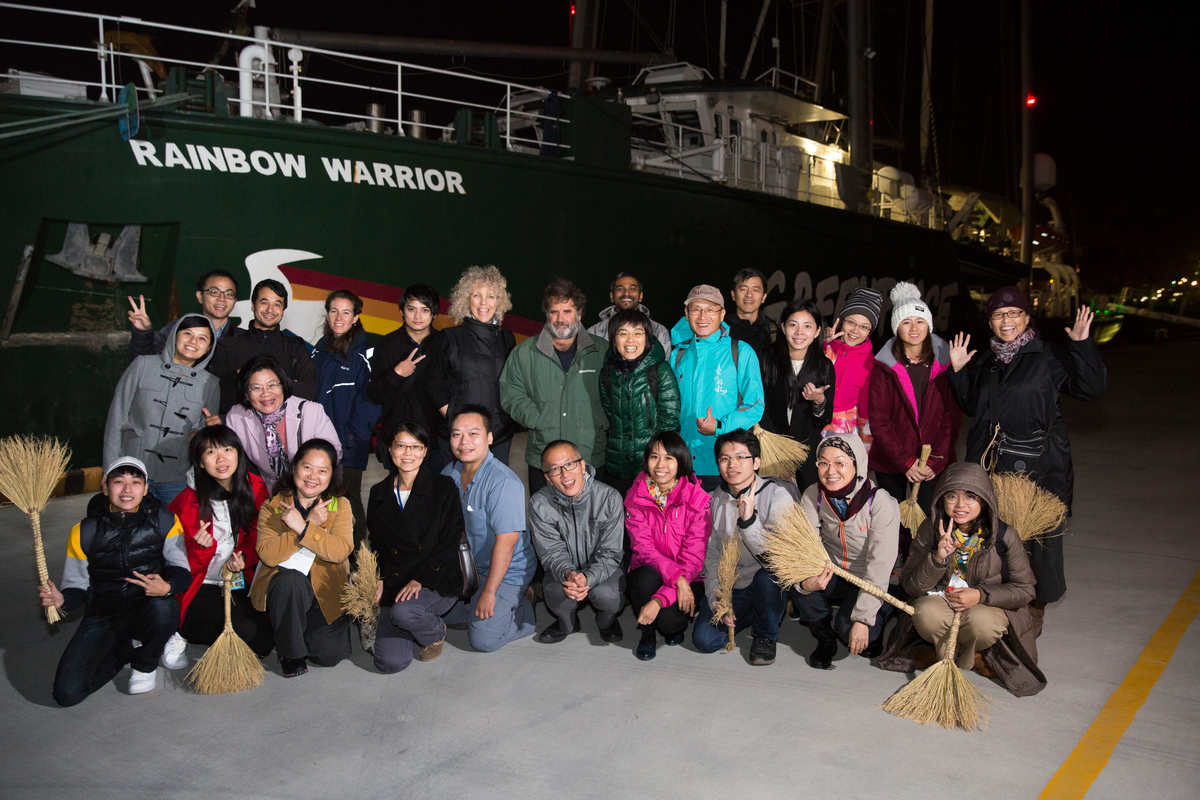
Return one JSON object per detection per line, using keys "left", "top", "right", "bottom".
{"left": 426, "top": 316, "right": 516, "bottom": 442}
{"left": 367, "top": 468, "right": 466, "bottom": 603}
{"left": 80, "top": 493, "right": 188, "bottom": 612}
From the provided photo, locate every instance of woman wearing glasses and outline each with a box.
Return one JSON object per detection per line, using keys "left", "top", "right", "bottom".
{"left": 947, "top": 287, "right": 1105, "bottom": 635}
{"left": 822, "top": 287, "right": 883, "bottom": 445}
{"left": 867, "top": 282, "right": 961, "bottom": 519}
{"left": 878, "top": 462, "right": 1045, "bottom": 696}
{"left": 759, "top": 299, "right": 836, "bottom": 490}
{"left": 225, "top": 355, "right": 342, "bottom": 490}
{"left": 367, "top": 422, "right": 465, "bottom": 673}
{"left": 791, "top": 434, "right": 900, "bottom": 669}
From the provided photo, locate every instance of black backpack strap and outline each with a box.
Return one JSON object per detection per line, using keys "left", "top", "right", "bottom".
{"left": 600, "top": 367, "right": 611, "bottom": 396}
{"left": 730, "top": 337, "right": 742, "bottom": 407}
{"left": 648, "top": 362, "right": 659, "bottom": 398}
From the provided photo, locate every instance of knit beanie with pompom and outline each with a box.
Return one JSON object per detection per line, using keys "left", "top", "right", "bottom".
{"left": 889, "top": 281, "right": 934, "bottom": 335}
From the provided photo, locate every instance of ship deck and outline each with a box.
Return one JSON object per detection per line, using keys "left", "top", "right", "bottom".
{"left": 1, "top": 341, "right": 1197, "bottom": 799}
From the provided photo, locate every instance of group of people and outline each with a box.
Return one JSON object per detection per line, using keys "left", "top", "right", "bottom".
{"left": 39, "top": 263, "right": 1106, "bottom": 707}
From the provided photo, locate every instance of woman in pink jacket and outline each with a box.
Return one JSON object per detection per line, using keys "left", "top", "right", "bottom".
{"left": 224, "top": 355, "right": 342, "bottom": 491}
{"left": 625, "top": 431, "right": 712, "bottom": 661}
{"left": 823, "top": 287, "right": 883, "bottom": 447}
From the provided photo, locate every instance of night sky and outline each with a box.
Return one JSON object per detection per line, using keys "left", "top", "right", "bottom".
{"left": 3, "top": 1, "right": 1196, "bottom": 292}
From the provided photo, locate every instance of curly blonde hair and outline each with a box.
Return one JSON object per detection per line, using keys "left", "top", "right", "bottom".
{"left": 447, "top": 265, "right": 513, "bottom": 324}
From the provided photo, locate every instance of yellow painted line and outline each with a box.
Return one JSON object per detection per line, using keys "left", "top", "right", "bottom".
{"left": 1040, "top": 567, "right": 1200, "bottom": 800}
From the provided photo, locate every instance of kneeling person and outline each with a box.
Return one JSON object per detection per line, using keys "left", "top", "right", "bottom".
{"left": 530, "top": 441, "right": 626, "bottom": 644}
{"left": 39, "top": 457, "right": 191, "bottom": 706}
{"left": 694, "top": 429, "right": 798, "bottom": 664}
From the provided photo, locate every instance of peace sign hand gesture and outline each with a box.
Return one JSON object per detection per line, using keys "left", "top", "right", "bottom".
{"left": 825, "top": 317, "right": 844, "bottom": 342}
{"left": 936, "top": 518, "right": 956, "bottom": 563}
{"left": 949, "top": 332, "right": 977, "bottom": 372}
{"left": 127, "top": 295, "right": 152, "bottom": 331}
{"left": 394, "top": 348, "right": 426, "bottom": 377}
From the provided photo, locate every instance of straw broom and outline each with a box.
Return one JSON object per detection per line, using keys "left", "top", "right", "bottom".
{"left": 711, "top": 534, "right": 741, "bottom": 653}
{"left": 341, "top": 540, "right": 379, "bottom": 627}
{"left": 752, "top": 424, "right": 810, "bottom": 482}
{"left": 762, "top": 503, "right": 916, "bottom": 616}
{"left": 0, "top": 435, "right": 72, "bottom": 624}
{"left": 188, "top": 569, "right": 265, "bottom": 694}
{"left": 990, "top": 472, "right": 1068, "bottom": 542}
{"left": 881, "top": 610, "right": 994, "bottom": 731}
{"left": 898, "top": 444, "right": 932, "bottom": 533}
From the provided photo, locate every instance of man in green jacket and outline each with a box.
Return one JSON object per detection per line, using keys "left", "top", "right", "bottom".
{"left": 499, "top": 279, "right": 609, "bottom": 495}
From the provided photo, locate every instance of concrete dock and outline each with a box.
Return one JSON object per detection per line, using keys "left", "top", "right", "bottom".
{"left": 1, "top": 341, "right": 1197, "bottom": 799}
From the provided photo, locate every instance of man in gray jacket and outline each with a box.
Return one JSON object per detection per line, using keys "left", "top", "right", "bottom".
{"left": 529, "top": 440, "right": 626, "bottom": 644}
{"left": 693, "top": 428, "right": 799, "bottom": 665}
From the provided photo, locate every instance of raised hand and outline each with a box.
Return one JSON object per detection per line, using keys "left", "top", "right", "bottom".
{"left": 193, "top": 520, "right": 214, "bottom": 548}
{"left": 225, "top": 550, "right": 246, "bottom": 573}
{"left": 1066, "top": 306, "right": 1094, "bottom": 341}
{"left": 949, "top": 332, "right": 976, "bottom": 372}
{"left": 203, "top": 407, "right": 221, "bottom": 426}
{"left": 697, "top": 406, "right": 718, "bottom": 436}
{"left": 936, "top": 518, "right": 956, "bottom": 563}
{"left": 802, "top": 382, "right": 829, "bottom": 406}
{"left": 736, "top": 482, "right": 756, "bottom": 521}
{"left": 825, "top": 317, "right": 844, "bottom": 342}
{"left": 394, "top": 348, "right": 426, "bottom": 377}
{"left": 127, "top": 295, "right": 152, "bottom": 331}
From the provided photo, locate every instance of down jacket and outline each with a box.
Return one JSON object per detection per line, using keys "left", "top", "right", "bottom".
{"left": 529, "top": 464, "right": 624, "bottom": 588}
{"left": 878, "top": 462, "right": 1046, "bottom": 697}
{"left": 625, "top": 473, "right": 712, "bottom": 610}
{"left": 426, "top": 316, "right": 516, "bottom": 443}
{"left": 793, "top": 433, "right": 900, "bottom": 626}
{"left": 312, "top": 329, "right": 380, "bottom": 470}
{"left": 499, "top": 327, "right": 609, "bottom": 468}
{"left": 103, "top": 316, "right": 220, "bottom": 483}
{"left": 669, "top": 317, "right": 764, "bottom": 476}
{"left": 599, "top": 340, "right": 681, "bottom": 481}
{"left": 867, "top": 335, "right": 961, "bottom": 477}
{"left": 703, "top": 476, "right": 800, "bottom": 608}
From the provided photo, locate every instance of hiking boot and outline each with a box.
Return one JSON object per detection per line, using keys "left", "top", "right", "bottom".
{"left": 537, "top": 617, "right": 580, "bottom": 644}
{"left": 279, "top": 655, "right": 308, "bottom": 678}
{"left": 416, "top": 639, "right": 444, "bottom": 662}
{"left": 599, "top": 617, "right": 624, "bottom": 643}
{"left": 160, "top": 632, "right": 188, "bottom": 670}
{"left": 128, "top": 668, "right": 157, "bottom": 695}
{"left": 748, "top": 636, "right": 776, "bottom": 666}
{"left": 806, "top": 618, "right": 837, "bottom": 670}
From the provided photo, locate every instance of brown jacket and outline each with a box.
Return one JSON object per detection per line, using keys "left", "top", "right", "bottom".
{"left": 878, "top": 462, "right": 1046, "bottom": 696}
{"left": 251, "top": 493, "right": 354, "bottom": 624}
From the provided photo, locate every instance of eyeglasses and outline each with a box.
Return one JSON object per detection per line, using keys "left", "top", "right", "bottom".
{"left": 717, "top": 454, "right": 755, "bottom": 466}
{"left": 390, "top": 443, "right": 426, "bottom": 453}
{"left": 543, "top": 458, "right": 583, "bottom": 478}
{"left": 943, "top": 491, "right": 981, "bottom": 505}
{"left": 816, "top": 459, "right": 854, "bottom": 471}
{"left": 203, "top": 288, "right": 237, "bottom": 300}
{"left": 990, "top": 309, "right": 1025, "bottom": 321}
{"left": 842, "top": 319, "right": 871, "bottom": 332}
{"left": 248, "top": 382, "right": 282, "bottom": 394}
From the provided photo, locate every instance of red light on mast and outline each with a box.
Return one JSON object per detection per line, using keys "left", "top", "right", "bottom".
{"left": 1026, "top": 94, "right": 1037, "bottom": 107}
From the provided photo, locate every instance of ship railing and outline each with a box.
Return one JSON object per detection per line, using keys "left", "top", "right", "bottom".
{"left": 754, "top": 68, "right": 818, "bottom": 101}
{"left": 0, "top": 3, "right": 570, "bottom": 154}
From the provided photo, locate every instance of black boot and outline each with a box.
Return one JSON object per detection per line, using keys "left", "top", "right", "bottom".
{"left": 806, "top": 618, "right": 837, "bottom": 670}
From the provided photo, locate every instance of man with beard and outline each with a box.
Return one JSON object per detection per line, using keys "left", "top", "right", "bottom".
{"left": 126, "top": 269, "right": 243, "bottom": 357}
{"left": 500, "top": 278, "right": 609, "bottom": 495}
{"left": 586, "top": 271, "right": 672, "bottom": 359}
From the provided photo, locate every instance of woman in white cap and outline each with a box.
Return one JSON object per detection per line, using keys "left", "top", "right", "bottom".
{"left": 868, "top": 282, "right": 961, "bottom": 521}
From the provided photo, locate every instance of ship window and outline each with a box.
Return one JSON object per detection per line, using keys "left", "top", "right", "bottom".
{"left": 714, "top": 114, "right": 723, "bottom": 138}
{"left": 670, "top": 110, "right": 704, "bottom": 149}
{"left": 760, "top": 129, "right": 768, "bottom": 143}
{"left": 632, "top": 112, "right": 666, "bottom": 146}
{"left": 729, "top": 118, "right": 742, "bottom": 139}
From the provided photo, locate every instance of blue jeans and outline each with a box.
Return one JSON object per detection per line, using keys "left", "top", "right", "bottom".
{"left": 53, "top": 596, "right": 180, "bottom": 707}
{"left": 693, "top": 568, "right": 786, "bottom": 653}
{"left": 791, "top": 573, "right": 890, "bottom": 645}
{"left": 148, "top": 480, "right": 187, "bottom": 507}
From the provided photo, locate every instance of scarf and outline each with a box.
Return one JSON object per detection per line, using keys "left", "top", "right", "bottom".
{"left": 253, "top": 406, "right": 288, "bottom": 479}
{"left": 990, "top": 327, "right": 1036, "bottom": 364}
{"left": 950, "top": 524, "right": 985, "bottom": 580}
{"left": 646, "top": 475, "right": 677, "bottom": 511}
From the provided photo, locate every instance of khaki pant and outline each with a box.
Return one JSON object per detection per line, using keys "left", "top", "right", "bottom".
{"left": 912, "top": 594, "right": 1008, "bottom": 669}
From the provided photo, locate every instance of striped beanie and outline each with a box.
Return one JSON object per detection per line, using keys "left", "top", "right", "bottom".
{"left": 839, "top": 287, "right": 884, "bottom": 330}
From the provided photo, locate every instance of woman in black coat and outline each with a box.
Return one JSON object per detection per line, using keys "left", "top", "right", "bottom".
{"left": 368, "top": 422, "right": 466, "bottom": 673}
{"left": 759, "top": 299, "right": 836, "bottom": 490}
{"left": 947, "top": 287, "right": 1106, "bottom": 631}
{"left": 425, "top": 266, "right": 516, "bottom": 465}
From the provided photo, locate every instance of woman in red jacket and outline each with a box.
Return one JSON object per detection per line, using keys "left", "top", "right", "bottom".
{"left": 868, "top": 283, "right": 961, "bottom": 528}
{"left": 164, "top": 425, "right": 274, "bottom": 665}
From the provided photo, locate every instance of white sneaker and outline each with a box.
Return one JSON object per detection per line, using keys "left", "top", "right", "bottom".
{"left": 160, "top": 633, "right": 188, "bottom": 670}
{"left": 128, "top": 668, "right": 157, "bottom": 695}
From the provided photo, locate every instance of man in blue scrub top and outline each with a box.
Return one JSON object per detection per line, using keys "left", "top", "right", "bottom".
{"left": 443, "top": 404, "right": 537, "bottom": 651}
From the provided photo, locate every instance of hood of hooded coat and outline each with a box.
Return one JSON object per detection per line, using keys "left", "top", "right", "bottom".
{"left": 103, "top": 316, "right": 221, "bottom": 483}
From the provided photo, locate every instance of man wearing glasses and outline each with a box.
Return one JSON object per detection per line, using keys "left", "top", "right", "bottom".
{"left": 693, "top": 428, "right": 798, "bottom": 665}
{"left": 126, "top": 269, "right": 243, "bottom": 357}
{"left": 529, "top": 440, "right": 625, "bottom": 644}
